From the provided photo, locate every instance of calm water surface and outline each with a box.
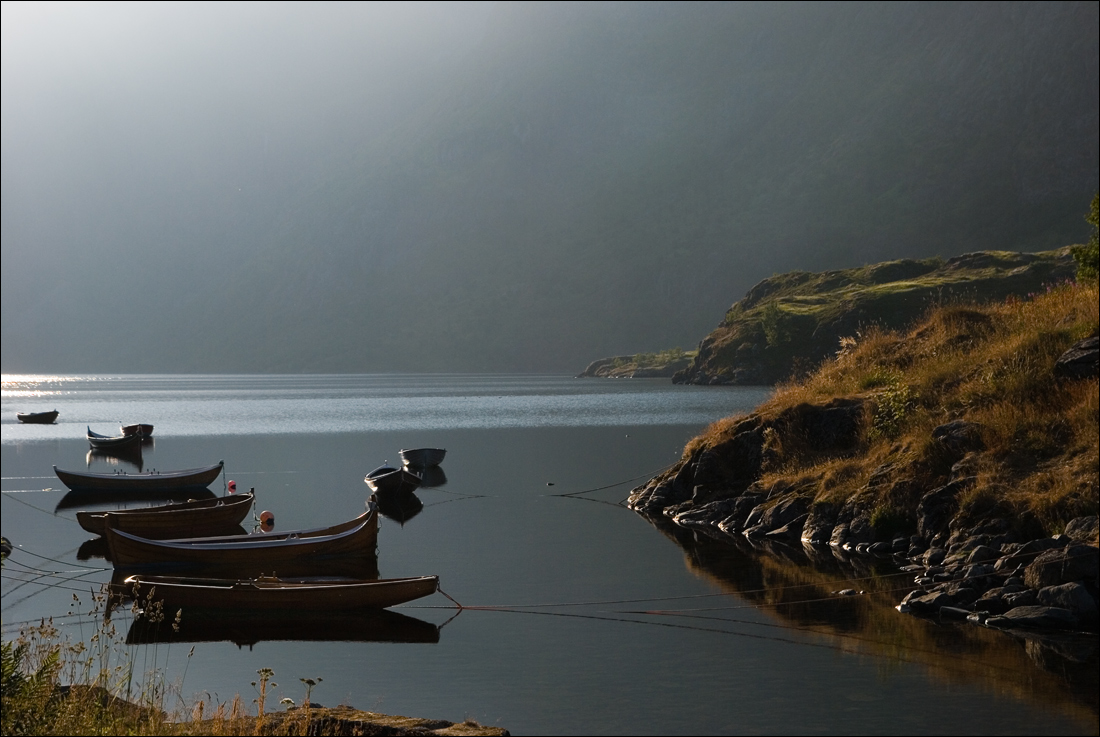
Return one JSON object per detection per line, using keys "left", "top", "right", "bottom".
{"left": 2, "top": 375, "right": 1096, "bottom": 735}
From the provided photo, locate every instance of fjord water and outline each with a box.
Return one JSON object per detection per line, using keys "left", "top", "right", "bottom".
{"left": 1, "top": 375, "right": 1095, "bottom": 734}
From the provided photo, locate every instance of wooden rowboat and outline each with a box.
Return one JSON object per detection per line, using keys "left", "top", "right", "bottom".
{"left": 364, "top": 465, "right": 421, "bottom": 494}
{"left": 88, "top": 427, "right": 143, "bottom": 450}
{"left": 399, "top": 447, "right": 446, "bottom": 468}
{"left": 105, "top": 505, "right": 379, "bottom": 570}
{"left": 111, "top": 572, "right": 438, "bottom": 612}
{"left": 77, "top": 491, "right": 254, "bottom": 539}
{"left": 53, "top": 461, "right": 224, "bottom": 493}
{"left": 121, "top": 423, "right": 154, "bottom": 437}
{"left": 17, "top": 410, "right": 58, "bottom": 424}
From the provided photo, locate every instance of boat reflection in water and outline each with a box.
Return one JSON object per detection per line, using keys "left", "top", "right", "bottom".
{"left": 76, "top": 536, "right": 111, "bottom": 561}
{"left": 56, "top": 490, "right": 218, "bottom": 514}
{"left": 56, "top": 488, "right": 217, "bottom": 513}
{"left": 373, "top": 489, "right": 424, "bottom": 525}
{"left": 87, "top": 446, "right": 144, "bottom": 473}
{"left": 124, "top": 608, "right": 440, "bottom": 649}
{"left": 416, "top": 466, "right": 447, "bottom": 489}
{"left": 109, "top": 553, "right": 381, "bottom": 587}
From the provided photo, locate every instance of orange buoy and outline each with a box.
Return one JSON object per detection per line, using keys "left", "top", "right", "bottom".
{"left": 259, "top": 510, "right": 274, "bottom": 530}
{"left": 228, "top": 480, "right": 237, "bottom": 493}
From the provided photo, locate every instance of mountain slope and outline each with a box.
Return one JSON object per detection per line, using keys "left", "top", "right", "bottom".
{"left": 671, "top": 248, "right": 1077, "bottom": 385}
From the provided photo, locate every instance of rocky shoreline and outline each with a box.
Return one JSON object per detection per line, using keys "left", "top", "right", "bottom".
{"left": 631, "top": 469, "right": 1098, "bottom": 634}
{"left": 628, "top": 330, "right": 1100, "bottom": 635}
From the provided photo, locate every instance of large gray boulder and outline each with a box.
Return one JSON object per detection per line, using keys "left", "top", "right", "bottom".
{"left": 916, "top": 477, "right": 974, "bottom": 540}
{"left": 1037, "top": 582, "right": 1098, "bottom": 624}
{"left": 801, "top": 502, "right": 840, "bottom": 545}
{"left": 1024, "top": 544, "right": 1099, "bottom": 590}
{"left": 989, "top": 605, "right": 1078, "bottom": 630}
{"left": 1053, "top": 335, "right": 1099, "bottom": 380}
{"left": 672, "top": 498, "right": 742, "bottom": 530}
{"left": 1064, "top": 516, "right": 1099, "bottom": 544}
{"left": 931, "top": 420, "right": 985, "bottom": 456}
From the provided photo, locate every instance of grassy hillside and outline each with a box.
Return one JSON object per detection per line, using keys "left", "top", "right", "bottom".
{"left": 632, "top": 277, "right": 1098, "bottom": 542}
{"left": 672, "top": 248, "right": 1077, "bottom": 385}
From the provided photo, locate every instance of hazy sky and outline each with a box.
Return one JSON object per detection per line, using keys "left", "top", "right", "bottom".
{"left": 2, "top": 2, "right": 1097, "bottom": 373}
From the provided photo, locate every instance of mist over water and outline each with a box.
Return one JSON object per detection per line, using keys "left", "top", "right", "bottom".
{"left": 1, "top": 374, "right": 772, "bottom": 438}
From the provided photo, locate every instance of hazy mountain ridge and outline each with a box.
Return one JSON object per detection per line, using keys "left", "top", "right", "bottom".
{"left": 2, "top": 2, "right": 1096, "bottom": 372}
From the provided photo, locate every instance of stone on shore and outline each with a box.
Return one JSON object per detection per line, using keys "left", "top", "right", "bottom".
{"left": 1023, "top": 544, "right": 1099, "bottom": 590}
{"left": 987, "top": 605, "right": 1079, "bottom": 630}
{"left": 1053, "top": 335, "right": 1099, "bottom": 380}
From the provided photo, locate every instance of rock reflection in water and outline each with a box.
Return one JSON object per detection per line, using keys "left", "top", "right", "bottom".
{"left": 646, "top": 516, "right": 1099, "bottom": 719}
{"left": 125, "top": 608, "right": 440, "bottom": 649}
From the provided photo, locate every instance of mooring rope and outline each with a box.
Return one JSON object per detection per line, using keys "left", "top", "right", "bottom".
{"left": 405, "top": 568, "right": 916, "bottom": 612}
{"left": 0, "top": 489, "right": 76, "bottom": 520}
{"left": 544, "top": 461, "right": 677, "bottom": 498}
{"left": 5, "top": 545, "right": 109, "bottom": 571}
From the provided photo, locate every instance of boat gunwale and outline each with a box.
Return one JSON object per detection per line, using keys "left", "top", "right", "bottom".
{"left": 77, "top": 492, "right": 254, "bottom": 536}
{"left": 56, "top": 461, "right": 224, "bottom": 483}
{"left": 120, "top": 574, "right": 437, "bottom": 594}
{"left": 107, "top": 508, "right": 377, "bottom": 551}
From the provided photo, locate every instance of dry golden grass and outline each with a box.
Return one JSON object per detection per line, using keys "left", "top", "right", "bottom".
{"left": 689, "top": 281, "right": 1099, "bottom": 535}
{"left": 2, "top": 614, "right": 508, "bottom": 737}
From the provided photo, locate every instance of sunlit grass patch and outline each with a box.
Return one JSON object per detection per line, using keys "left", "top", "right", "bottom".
{"left": 687, "top": 279, "right": 1098, "bottom": 535}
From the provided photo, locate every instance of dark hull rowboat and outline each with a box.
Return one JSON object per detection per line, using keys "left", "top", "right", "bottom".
{"left": 53, "top": 461, "right": 224, "bottom": 492}
{"left": 121, "top": 423, "right": 154, "bottom": 437}
{"left": 77, "top": 491, "right": 254, "bottom": 539}
{"left": 88, "top": 427, "right": 143, "bottom": 450}
{"left": 364, "top": 465, "right": 421, "bottom": 494}
{"left": 112, "top": 572, "right": 438, "bottom": 612}
{"left": 105, "top": 506, "right": 379, "bottom": 569}
{"left": 399, "top": 447, "right": 446, "bottom": 468}
{"left": 17, "top": 410, "right": 58, "bottom": 424}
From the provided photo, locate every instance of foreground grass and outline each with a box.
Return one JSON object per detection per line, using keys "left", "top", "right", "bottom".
{"left": 688, "top": 279, "right": 1099, "bottom": 537}
{"left": 2, "top": 603, "right": 505, "bottom": 736}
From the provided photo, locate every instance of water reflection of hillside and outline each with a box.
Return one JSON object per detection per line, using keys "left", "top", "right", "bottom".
{"left": 647, "top": 517, "right": 1098, "bottom": 720}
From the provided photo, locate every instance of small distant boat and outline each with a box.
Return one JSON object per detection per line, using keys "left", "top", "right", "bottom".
{"left": 53, "top": 461, "right": 224, "bottom": 493}
{"left": 77, "top": 491, "right": 255, "bottom": 539}
{"left": 121, "top": 423, "right": 154, "bottom": 438}
{"left": 17, "top": 410, "right": 59, "bottom": 424}
{"left": 111, "top": 573, "right": 439, "bottom": 613}
{"left": 87, "top": 427, "right": 143, "bottom": 450}
{"left": 105, "top": 505, "right": 379, "bottom": 570}
{"left": 399, "top": 447, "right": 446, "bottom": 468}
{"left": 364, "top": 465, "right": 421, "bottom": 494}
